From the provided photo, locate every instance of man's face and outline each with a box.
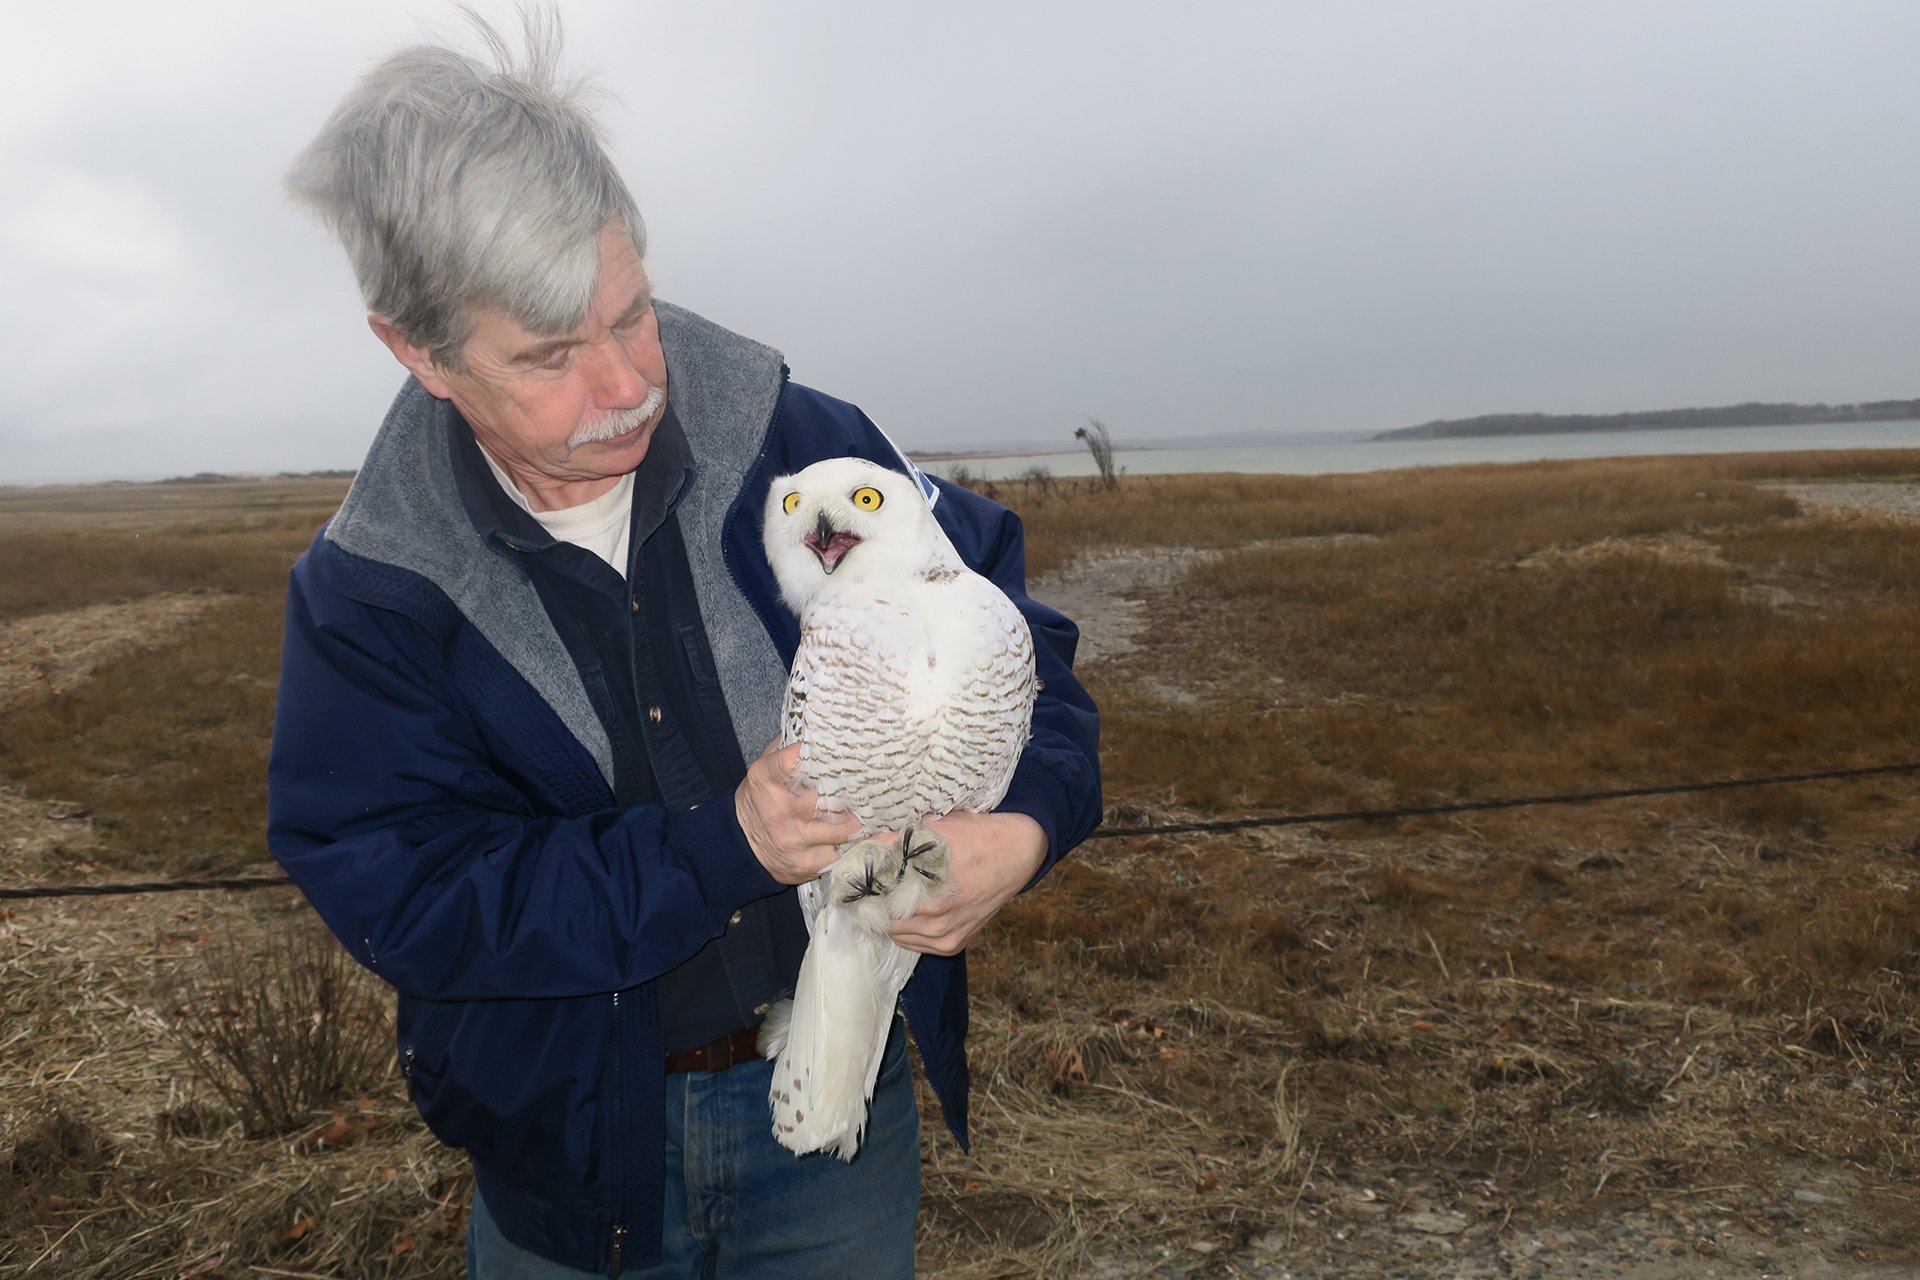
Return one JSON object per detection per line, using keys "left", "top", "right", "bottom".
{"left": 396, "top": 224, "right": 668, "bottom": 508}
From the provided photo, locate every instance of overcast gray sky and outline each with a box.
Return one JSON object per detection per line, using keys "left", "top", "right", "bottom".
{"left": 4, "top": 1, "right": 1917, "bottom": 482}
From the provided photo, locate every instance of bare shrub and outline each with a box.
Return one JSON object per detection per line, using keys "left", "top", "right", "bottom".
{"left": 164, "top": 912, "right": 394, "bottom": 1138}
{"left": 1073, "top": 417, "right": 1119, "bottom": 490}
{"left": 1015, "top": 464, "right": 1057, "bottom": 495}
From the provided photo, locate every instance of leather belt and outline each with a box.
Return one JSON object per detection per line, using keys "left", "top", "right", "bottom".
{"left": 664, "top": 1026, "right": 763, "bottom": 1074}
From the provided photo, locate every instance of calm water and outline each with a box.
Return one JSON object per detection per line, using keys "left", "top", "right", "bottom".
{"left": 916, "top": 420, "right": 1920, "bottom": 481}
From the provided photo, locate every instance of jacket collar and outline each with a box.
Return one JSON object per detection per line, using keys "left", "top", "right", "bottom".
{"left": 452, "top": 399, "right": 695, "bottom": 565}
{"left": 322, "top": 302, "right": 787, "bottom": 786}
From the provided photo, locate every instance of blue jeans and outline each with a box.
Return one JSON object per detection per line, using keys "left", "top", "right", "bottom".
{"left": 469, "top": 1018, "right": 920, "bottom": 1278}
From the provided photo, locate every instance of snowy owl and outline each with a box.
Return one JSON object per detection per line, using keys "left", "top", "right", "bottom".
{"left": 756, "top": 456, "right": 1036, "bottom": 1160}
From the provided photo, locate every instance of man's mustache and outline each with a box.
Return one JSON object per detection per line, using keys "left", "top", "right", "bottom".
{"left": 567, "top": 385, "right": 664, "bottom": 449}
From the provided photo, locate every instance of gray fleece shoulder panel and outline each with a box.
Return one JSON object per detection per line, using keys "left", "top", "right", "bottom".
{"left": 654, "top": 301, "right": 793, "bottom": 766}
{"left": 321, "top": 302, "right": 796, "bottom": 792}
{"left": 324, "top": 380, "right": 615, "bottom": 786}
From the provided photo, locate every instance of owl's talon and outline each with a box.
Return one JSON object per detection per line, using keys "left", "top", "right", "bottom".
{"left": 885, "top": 826, "right": 950, "bottom": 919}
{"left": 898, "top": 824, "right": 948, "bottom": 885}
{"left": 832, "top": 839, "right": 902, "bottom": 926}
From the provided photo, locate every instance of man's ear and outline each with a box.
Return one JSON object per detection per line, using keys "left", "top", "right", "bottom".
{"left": 368, "top": 315, "right": 455, "bottom": 399}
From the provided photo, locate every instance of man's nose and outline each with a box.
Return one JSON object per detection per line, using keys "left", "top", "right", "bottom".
{"left": 582, "top": 333, "right": 649, "bottom": 407}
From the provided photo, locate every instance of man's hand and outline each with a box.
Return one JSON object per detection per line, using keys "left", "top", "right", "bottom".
{"left": 735, "top": 742, "right": 851, "bottom": 885}
{"left": 888, "top": 811, "right": 1048, "bottom": 957}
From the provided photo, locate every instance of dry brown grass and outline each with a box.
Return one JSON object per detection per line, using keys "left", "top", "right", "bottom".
{"left": 0, "top": 477, "right": 346, "bottom": 621}
{"left": 1063, "top": 455, "right": 1920, "bottom": 841}
{"left": 5, "top": 454, "right": 1920, "bottom": 1277}
{"left": 0, "top": 478, "right": 342, "bottom": 877}
{"left": 0, "top": 890, "right": 469, "bottom": 1279}
{"left": 0, "top": 597, "right": 287, "bottom": 877}
{"left": 924, "top": 448, "right": 1920, "bottom": 1272}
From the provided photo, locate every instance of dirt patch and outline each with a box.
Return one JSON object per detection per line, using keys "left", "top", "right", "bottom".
{"left": 1031, "top": 536, "right": 1379, "bottom": 715}
{"left": 1768, "top": 481, "right": 1920, "bottom": 523}
{"left": 0, "top": 593, "right": 231, "bottom": 708}
{"left": 1515, "top": 531, "right": 1817, "bottom": 611}
{"left": 1516, "top": 531, "right": 1733, "bottom": 573}
{"left": 1030, "top": 547, "right": 1233, "bottom": 667}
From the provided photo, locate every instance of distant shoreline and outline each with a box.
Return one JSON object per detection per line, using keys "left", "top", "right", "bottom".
{"left": 0, "top": 470, "right": 356, "bottom": 494}
{"left": 909, "top": 445, "right": 1150, "bottom": 462}
{"left": 1374, "top": 399, "right": 1920, "bottom": 442}
{"left": 909, "top": 447, "right": 1069, "bottom": 463}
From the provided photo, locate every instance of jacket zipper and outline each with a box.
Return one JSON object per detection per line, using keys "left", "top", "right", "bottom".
{"left": 608, "top": 988, "right": 627, "bottom": 1277}
{"left": 606, "top": 366, "right": 783, "bottom": 1276}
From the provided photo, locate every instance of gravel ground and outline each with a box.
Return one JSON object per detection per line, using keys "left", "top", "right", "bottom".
{"left": 1766, "top": 480, "right": 1920, "bottom": 520}
{"left": 1079, "top": 1171, "right": 1918, "bottom": 1279}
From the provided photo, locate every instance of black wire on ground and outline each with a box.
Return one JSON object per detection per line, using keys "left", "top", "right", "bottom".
{"left": 4, "top": 761, "right": 1918, "bottom": 902}
{"left": 0, "top": 874, "right": 298, "bottom": 902}
{"left": 1088, "top": 761, "right": 1920, "bottom": 838}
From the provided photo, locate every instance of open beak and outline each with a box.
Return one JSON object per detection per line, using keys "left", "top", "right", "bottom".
{"left": 803, "top": 512, "right": 862, "bottom": 573}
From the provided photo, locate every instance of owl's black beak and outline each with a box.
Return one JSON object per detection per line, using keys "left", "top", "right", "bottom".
{"left": 804, "top": 512, "right": 862, "bottom": 573}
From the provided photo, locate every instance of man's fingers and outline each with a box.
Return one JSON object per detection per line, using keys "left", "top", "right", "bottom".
{"left": 802, "top": 814, "right": 851, "bottom": 848}
{"left": 890, "top": 923, "right": 964, "bottom": 957}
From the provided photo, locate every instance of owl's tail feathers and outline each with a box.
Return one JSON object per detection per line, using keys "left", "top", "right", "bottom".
{"left": 755, "top": 997, "right": 795, "bottom": 1060}
{"left": 765, "top": 907, "right": 913, "bottom": 1161}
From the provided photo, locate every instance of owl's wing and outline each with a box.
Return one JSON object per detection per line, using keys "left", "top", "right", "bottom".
{"left": 788, "top": 599, "right": 923, "bottom": 832}
{"left": 780, "top": 630, "right": 815, "bottom": 752}
{"left": 925, "top": 572, "right": 1038, "bottom": 815}
{"left": 784, "top": 627, "right": 846, "bottom": 935}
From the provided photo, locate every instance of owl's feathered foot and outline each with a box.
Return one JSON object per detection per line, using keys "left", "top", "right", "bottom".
{"left": 764, "top": 829, "right": 945, "bottom": 1161}
{"left": 891, "top": 824, "right": 948, "bottom": 917}
{"left": 831, "top": 824, "right": 949, "bottom": 933}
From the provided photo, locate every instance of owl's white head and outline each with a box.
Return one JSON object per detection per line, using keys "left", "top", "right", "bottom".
{"left": 763, "top": 457, "right": 962, "bottom": 614}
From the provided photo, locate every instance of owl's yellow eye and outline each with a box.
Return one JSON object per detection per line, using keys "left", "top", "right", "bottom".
{"left": 851, "top": 486, "right": 884, "bottom": 511}
{"left": 783, "top": 492, "right": 802, "bottom": 515}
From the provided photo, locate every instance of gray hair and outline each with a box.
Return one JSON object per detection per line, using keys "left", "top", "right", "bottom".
{"left": 286, "top": 6, "right": 643, "bottom": 367}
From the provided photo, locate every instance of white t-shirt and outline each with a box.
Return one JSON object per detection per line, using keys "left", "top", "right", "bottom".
{"left": 479, "top": 447, "right": 633, "bottom": 580}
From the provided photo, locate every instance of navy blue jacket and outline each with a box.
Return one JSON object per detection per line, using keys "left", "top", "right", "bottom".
{"left": 266, "top": 302, "right": 1101, "bottom": 1273}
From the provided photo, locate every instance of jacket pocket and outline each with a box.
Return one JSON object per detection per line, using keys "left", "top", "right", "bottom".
{"left": 397, "top": 994, "right": 457, "bottom": 1108}
{"left": 396, "top": 992, "right": 613, "bottom": 1186}
{"left": 678, "top": 623, "right": 723, "bottom": 688}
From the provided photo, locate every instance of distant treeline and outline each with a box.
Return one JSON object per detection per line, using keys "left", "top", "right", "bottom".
{"left": 152, "top": 469, "right": 358, "bottom": 485}
{"left": 1374, "top": 399, "right": 1920, "bottom": 441}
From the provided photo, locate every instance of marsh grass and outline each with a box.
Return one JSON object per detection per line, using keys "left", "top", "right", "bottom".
{"left": 0, "top": 595, "right": 287, "bottom": 875}
{"left": 1069, "top": 454, "right": 1920, "bottom": 836}
{"left": 0, "top": 477, "right": 345, "bottom": 620}
{"left": 5, "top": 456, "right": 1920, "bottom": 1276}
{"left": 0, "top": 478, "right": 342, "bottom": 874}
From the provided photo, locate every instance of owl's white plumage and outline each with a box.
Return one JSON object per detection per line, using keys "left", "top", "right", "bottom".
{"left": 756, "top": 456, "right": 1035, "bottom": 1160}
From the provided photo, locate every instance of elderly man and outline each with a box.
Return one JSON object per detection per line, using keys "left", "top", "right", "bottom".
{"left": 266, "top": 15, "right": 1099, "bottom": 1280}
